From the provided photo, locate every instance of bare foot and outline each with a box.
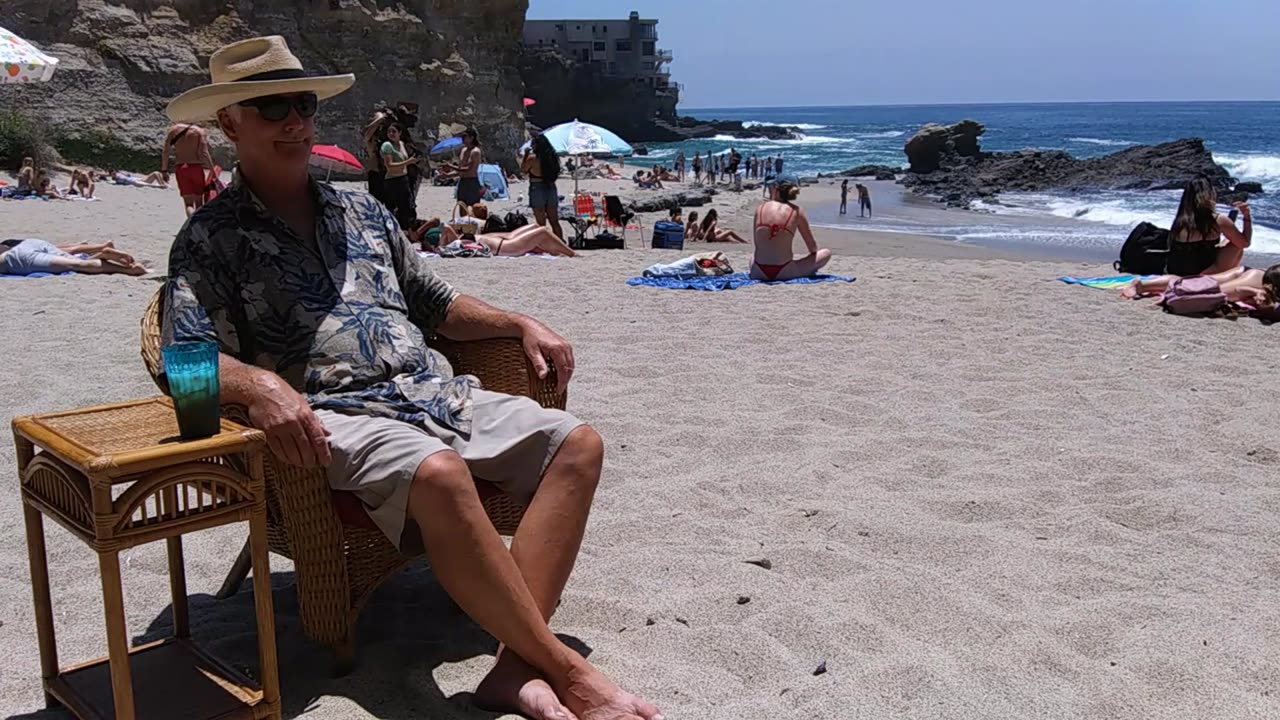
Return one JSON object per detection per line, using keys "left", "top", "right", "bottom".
{"left": 1120, "top": 280, "right": 1143, "bottom": 299}
{"left": 476, "top": 652, "right": 577, "bottom": 720}
{"left": 559, "top": 662, "right": 663, "bottom": 720}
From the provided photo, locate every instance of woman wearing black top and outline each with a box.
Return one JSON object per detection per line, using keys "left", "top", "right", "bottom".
{"left": 520, "top": 134, "right": 565, "bottom": 241}
{"left": 1166, "top": 177, "right": 1252, "bottom": 277}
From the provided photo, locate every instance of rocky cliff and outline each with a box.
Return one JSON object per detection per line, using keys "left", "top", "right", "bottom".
{"left": 518, "top": 46, "right": 800, "bottom": 144}
{"left": 1, "top": 0, "right": 529, "bottom": 170}
{"left": 901, "top": 120, "right": 1239, "bottom": 207}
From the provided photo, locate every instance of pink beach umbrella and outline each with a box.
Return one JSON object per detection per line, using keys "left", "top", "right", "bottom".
{"left": 523, "top": 97, "right": 537, "bottom": 108}
{"left": 309, "top": 144, "right": 363, "bottom": 180}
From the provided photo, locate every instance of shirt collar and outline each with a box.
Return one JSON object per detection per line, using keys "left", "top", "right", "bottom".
{"left": 229, "top": 165, "right": 345, "bottom": 225}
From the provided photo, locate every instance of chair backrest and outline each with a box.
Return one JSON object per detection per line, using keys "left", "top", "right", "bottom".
{"left": 139, "top": 287, "right": 168, "bottom": 393}
{"left": 574, "top": 194, "right": 596, "bottom": 217}
{"left": 604, "top": 195, "right": 626, "bottom": 223}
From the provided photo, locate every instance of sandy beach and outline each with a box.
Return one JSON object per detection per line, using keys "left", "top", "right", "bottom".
{"left": 2, "top": 173, "right": 1278, "bottom": 719}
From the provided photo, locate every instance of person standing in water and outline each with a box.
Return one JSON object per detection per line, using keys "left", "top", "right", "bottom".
{"left": 857, "top": 183, "right": 872, "bottom": 218}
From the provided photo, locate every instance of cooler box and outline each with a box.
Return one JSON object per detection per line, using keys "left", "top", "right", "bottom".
{"left": 651, "top": 221, "right": 685, "bottom": 250}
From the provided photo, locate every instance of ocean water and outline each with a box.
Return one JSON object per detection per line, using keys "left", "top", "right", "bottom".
{"left": 644, "top": 102, "right": 1280, "bottom": 255}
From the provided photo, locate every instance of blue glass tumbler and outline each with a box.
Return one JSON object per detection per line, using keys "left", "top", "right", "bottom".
{"left": 162, "top": 341, "right": 221, "bottom": 439}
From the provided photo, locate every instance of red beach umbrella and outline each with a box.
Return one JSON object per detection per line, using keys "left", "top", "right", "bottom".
{"left": 309, "top": 144, "right": 363, "bottom": 179}
{"left": 523, "top": 97, "right": 537, "bottom": 108}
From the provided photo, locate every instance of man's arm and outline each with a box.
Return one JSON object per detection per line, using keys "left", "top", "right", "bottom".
{"left": 160, "top": 126, "right": 174, "bottom": 180}
{"left": 199, "top": 129, "right": 215, "bottom": 169}
{"left": 382, "top": 206, "right": 576, "bottom": 389}
{"left": 362, "top": 111, "right": 387, "bottom": 143}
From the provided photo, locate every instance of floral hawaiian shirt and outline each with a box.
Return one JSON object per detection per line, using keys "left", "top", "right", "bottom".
{"left": 162, "top": 172, "right": 479, "bottom": 433}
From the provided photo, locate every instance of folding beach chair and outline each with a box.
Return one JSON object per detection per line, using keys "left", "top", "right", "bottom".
{"left": 603, "top": 195, "right": 640, "bottom": 245}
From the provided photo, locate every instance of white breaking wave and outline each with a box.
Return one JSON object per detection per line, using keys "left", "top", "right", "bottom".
{"left": 742, "top": 121, "right": 827, "bottom": 130}
{"left": 1217, "top": 153, "right": 1280, "bottom": 188}
{"left": 1067, "top": 137, "right": 1137, "bottom": 147}
{"left": 855, "top": 130, "right": 905, "bottom": 139}
{"left": 979, "top": 191, "right": 1280, "bottom": 255}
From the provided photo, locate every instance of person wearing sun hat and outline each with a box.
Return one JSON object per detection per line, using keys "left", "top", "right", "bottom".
{"left": 161, "top": 36, "right": 664, "bottom": 720}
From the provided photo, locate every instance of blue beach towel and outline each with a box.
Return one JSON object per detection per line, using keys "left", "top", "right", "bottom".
{"left": 0, "top": 252, "right": 90, "bottom": 279}
{"left": 627, "top": 272, "right": 856, "bottom": 291}
{"left": 1058, "top": 274, "right": 1157, "bottom": 290}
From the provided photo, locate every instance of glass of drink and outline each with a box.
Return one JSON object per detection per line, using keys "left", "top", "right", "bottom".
{"left": 162, "top": 341, "right": 221, "bottom": 440}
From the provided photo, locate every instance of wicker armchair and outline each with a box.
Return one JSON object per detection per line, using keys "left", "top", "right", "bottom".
{"left": 139, "top": 288, "right": 564, "bottom": 673}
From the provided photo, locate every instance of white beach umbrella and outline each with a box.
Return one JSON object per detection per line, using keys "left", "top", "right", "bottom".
{"left": 0, "top": 27, "right": 59, "bottom": 84}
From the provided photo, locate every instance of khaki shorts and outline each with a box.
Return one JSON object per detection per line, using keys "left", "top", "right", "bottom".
{"left": 317, "top": 390, "right": 583, "bottom": 553}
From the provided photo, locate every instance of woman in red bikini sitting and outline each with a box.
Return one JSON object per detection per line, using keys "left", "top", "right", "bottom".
{"left": 750, "top": 173, "right": 832, "bottom": 281}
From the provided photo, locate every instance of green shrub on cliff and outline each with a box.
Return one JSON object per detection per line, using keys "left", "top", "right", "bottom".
{"left": 0, "top": 110, "right": 52, "bottom": 171}
{"left": 54, "top": 129, "right": 155, "bottom": 173}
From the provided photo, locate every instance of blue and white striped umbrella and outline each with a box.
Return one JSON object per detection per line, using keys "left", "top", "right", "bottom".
{"left": 521, "top": 119, "right": 634, "bottom": 157}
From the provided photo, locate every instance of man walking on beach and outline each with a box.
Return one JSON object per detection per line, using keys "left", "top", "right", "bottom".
{"left": 857, "top": 182, "right": 872, "bottom": 217}
{"left": 160, "top": 121, "right": 214, "bottom": 216}
{"left": 163, "top": 36, "right": 664, "bottom": 720}
{"left": 675, "top": 149, "right": 685, "bottom": 182}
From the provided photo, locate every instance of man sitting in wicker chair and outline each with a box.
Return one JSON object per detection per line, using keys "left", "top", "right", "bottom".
{"left": 161, "top": 36, "right": 662, "bottom": 720}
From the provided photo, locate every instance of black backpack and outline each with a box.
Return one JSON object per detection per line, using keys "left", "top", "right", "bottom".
{"left": 481, "top": 215, "right": 508, "bottom": 234}
{"left": 503, "top": 211, "right": 529, "bottom": 229}
{"left": 1114, "top": 222, "right": 1170, "bottom": 275}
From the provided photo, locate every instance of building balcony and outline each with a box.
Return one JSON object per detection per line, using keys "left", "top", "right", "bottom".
{"left": 656, "top": 48, "right": 673, "bottom": 62}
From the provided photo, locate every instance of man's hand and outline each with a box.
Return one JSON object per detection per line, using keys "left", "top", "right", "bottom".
{"left": 245, "top": 378, "right": 332, "bottom": 468}
{"left": 520, "top": 317, "right": 575, "bottom": 393}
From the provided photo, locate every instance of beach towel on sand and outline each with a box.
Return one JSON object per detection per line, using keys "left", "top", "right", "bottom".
{"left": 1058, "top": 274, "right": 1157, "bottom": 290}
{"left": 628, "top": 272, "right": 855, "bottom": 291}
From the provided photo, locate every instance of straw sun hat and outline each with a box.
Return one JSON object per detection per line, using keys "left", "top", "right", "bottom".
{"left": 166, "top": 36, "right": 354, "bottom": 122}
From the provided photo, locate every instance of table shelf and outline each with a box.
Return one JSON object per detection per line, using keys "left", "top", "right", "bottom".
{"left": 48, "top": 638, "right": 273, "bottom": 720}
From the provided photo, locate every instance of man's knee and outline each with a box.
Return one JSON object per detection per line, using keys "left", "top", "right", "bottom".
{"left": 556, "top": 425, "right": 604, "bottom": 485}
{"left": 409, "top": 449, "right": 475, "bottom": 504}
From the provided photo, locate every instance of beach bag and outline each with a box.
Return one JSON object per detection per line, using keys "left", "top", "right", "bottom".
{"left": 1159, "top": 276, "right": 1228, "bottom": 316}
{"left": 481, "top": 215, "right": 508, "bottom": 234}
{"left": 692, "top": 251, "right": 734, "bottom": 276}
{"left": 504, "top": 211, "right": 529, "bottom": 229}
{"left": 1114, "top": 222, "right": 1169, "bottom": 274}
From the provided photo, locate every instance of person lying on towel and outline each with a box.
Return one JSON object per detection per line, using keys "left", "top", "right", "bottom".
{"left": 0, "top": 239, "right": 147, "bottom": 276}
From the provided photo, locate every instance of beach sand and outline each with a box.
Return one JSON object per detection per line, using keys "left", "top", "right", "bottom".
{"left": 1, "top": 174, "right": 1277, "bottom": 719}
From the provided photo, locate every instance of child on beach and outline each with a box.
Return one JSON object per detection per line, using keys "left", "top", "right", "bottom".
{"left": 750, "top": 173, "right": 832, "bottom": 281}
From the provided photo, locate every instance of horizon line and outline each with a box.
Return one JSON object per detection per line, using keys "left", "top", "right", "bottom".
{"left": 678, "top": 99, "right": 1280, "bottom": 112}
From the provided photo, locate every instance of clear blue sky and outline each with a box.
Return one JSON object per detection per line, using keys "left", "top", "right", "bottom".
{"left": 528, "top": 0, "right": 1280, "bottom": 108}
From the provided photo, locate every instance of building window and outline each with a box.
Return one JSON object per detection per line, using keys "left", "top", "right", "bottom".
{"left": 616, "top": 40, "right": 632, "bottom": 52}
{"left": 556, "top": 24, "right": 564, "bottom": 31}
{"left": 603, "top": 26, "right": 608, "bottom": 34}
{"left": 642, "top": 41, "right": 655, "bottom": 56}
{"left": 576, "top": 25, "right": 581, "bottom": 30}
{"left": 594, "top": 42, "right": 606, "bottom": 52}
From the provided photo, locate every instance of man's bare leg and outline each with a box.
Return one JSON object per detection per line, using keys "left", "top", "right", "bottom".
{"left": 475, "top": 426, "right": 661, "bottom": 720}
{"left": 182, "top": 195, "right": 200, "bottom": 217}
{"left": 46, "top": 257, "right": 147, "bottom": 276}
{"left": 409, "top": 445, "right": 662, "bottom": 720}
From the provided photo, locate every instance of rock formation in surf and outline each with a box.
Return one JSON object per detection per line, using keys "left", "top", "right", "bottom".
{"left": 901, "top": 120, "right": 1239, "bottom": 207}
{"left": 1, "top": 0, "right": 529, "bottom": 169}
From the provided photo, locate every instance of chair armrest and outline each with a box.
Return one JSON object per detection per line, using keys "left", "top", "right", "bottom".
{"left": 432, "top": 337, "right": 567, "bottom": 411}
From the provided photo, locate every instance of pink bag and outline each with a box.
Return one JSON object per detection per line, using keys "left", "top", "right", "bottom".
{"left": 1160, "top": 276, "right": 1227, "bottom": 315}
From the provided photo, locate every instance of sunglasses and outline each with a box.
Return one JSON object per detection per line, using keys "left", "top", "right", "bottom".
{"left": 237, "top": 93, "right": 318, "bottom": 122}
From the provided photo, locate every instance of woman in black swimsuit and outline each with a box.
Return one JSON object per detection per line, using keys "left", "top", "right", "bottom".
{"left": 1166, "top": 177, "right": 1252, "bottom": 276}
{"left": 520, "top": 134, "right": 565, "bottom": 241}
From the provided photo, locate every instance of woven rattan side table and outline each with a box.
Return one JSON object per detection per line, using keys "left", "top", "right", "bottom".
{"left": 13, "top": 397, "right": 281, "bottom": 720}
